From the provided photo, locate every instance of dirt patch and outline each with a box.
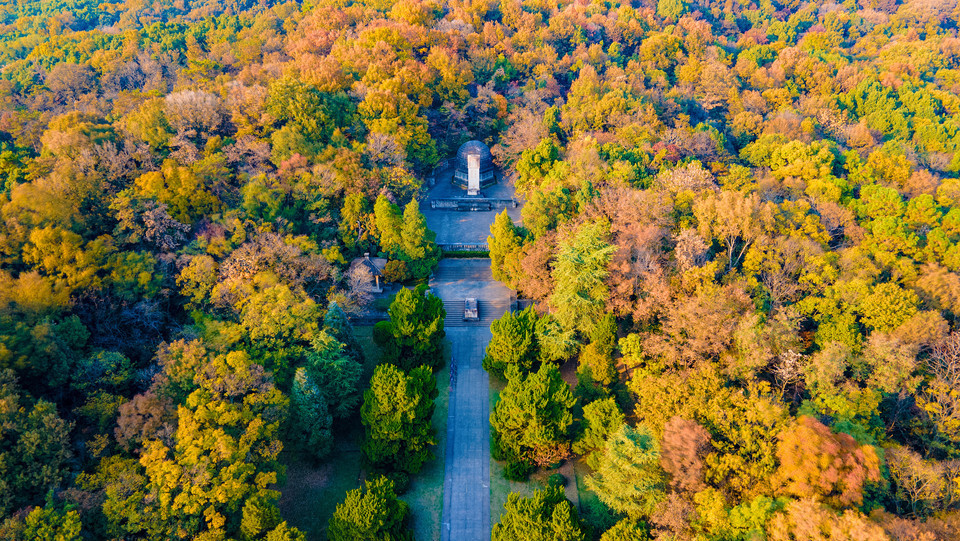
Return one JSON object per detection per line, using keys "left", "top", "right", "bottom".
{"left": 282, "top": 460, "right": 332, "bottom": 496}
{"left": 559, "top": 357, "right": 579, "bottom": 388}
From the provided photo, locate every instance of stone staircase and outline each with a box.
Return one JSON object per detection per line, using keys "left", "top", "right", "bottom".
{"left": 431, "top": 263, "right": 493, "bottom": 282}
{"left": 442, "top": 299, "right": 510, "bottom": 327}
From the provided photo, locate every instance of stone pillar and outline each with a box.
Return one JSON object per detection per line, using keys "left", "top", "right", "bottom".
{"left": 467, "top": 154, "right": 480, "bottom": 196}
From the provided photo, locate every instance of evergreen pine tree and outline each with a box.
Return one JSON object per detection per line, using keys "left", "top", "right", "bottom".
{"left": 535, "top": 313, "right": 579, "bottom": 364}
{"left": 361, "top": 364, "right": 437, "bottom": 475}
{"left": 339, "top": 192, "right": 371, "bottom": 251}
{"left": 399, "top": 199, "right": 439, "bottom": 280}
{"left": 578, "top": 312, "right": 618, "bottom": 386}
{"left": 488, "top": 209, "right": 524, "bottom": 288}
{"left": 377, "top": 285, "right": 446, "bottom": 371}
{"left": 491, "top": 364, "right": 576, "bottom": 469}
{"left": 484, "top": 306, "right": 540, "bottom": 379}
{"left": 323, "top": 300, "right": 364, "bottom": 364}
{"left": 586, "top": 424, "right": 667, "bottom": 519}
{"left": 264, "top": 522, "right": 307, "bottom": 541}
{"left": 600, "top": 519, "right": 651, "bottom": 541}
{"left": 290, "top": 367, "right": 334, "bottom": 460}
{"left": 21, "top": 504, "right": 82, "bottom": 541}
{"left": 492, "top": 486, "right": 585, "bottom": 541}
{"left": 328, "top": 476, "right": 413, "bottom": 541}
{"left": 305, "top": 330, "right": 363, "bottom": 419}
{"left": 374, "top": 193, "right": 403, "bottom": 257}
{"left": 573, "top": 397, "right": 625, "bottom": 469}
{"left": 550, "top": 220, "right": 615, "bottom": 338}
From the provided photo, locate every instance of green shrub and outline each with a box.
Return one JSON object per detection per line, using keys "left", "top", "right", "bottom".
{"left": 548, "top": 473, "right": 567, "bottom": 488}
{"left": 503, "top": 460, "right": 535, "bottom": 481}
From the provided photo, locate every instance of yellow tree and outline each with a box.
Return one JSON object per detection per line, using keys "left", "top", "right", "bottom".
{"left": 133, "top": 160, "right": 220, "bottom": 224}
{"left": 694, "top": 190, "right": 774, "bottom": 271}
{"left": 136, "top": 350, "right": 290, "bottom": 539}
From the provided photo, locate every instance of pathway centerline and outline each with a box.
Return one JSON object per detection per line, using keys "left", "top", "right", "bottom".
{"left": 432, "top": 259, "right": 511, "bottom": 541}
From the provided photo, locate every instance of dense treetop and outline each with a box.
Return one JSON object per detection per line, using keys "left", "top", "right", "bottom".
{"left": 2, "top": 0, "right": 960, "bottom": 537}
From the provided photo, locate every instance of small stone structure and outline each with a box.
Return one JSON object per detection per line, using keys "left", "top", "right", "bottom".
{"left": 453, "top": 140, "right": 496, "bottom": 195}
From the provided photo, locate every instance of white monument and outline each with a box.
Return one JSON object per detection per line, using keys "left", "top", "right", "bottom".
{"left": 454, "top": 140, "right": 495, "bottom": 194}
{"left": 467, "top": 154, "right": 481, "bottom": 195}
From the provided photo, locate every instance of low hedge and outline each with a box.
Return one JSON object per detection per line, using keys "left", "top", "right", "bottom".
{"left": 441, "top": 250, "right": 490, "bottom": 258}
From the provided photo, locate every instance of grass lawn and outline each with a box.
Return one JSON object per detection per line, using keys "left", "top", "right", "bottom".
{"left": 277, "top": 326, "right": 451, "bottom": 541}
{"left": 353, "top": 325, "right": 381, "bottom": 377}
{"left": 277, "top": 436, "right": 363, "bottom": 539}
{"left": 372, "top": 294, "right": 394, "bottom": 312}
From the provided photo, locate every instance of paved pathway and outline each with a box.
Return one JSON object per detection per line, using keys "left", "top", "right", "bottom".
{"left": 432, "top": 260, "right": 511, "bottom": 541}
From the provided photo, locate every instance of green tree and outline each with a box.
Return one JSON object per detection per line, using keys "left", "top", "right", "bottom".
{"left": 578, "top": 312, "right": 617, "bottom": 386}
{"left": 0, "top": 371, "right": 73, "bottom": 516}
{"left": 375, "top": 284, "right": 446, "bottom": 371}
{"left": 122, "top": 98, "right": 172, "bottom": 151}
{"left": 289, "top": 367, "right": 334, "bottom": 460}
{"left": 656, "top": 0, "right": 685, "bottom": 20}
{"left": 535, "top": 313, "right": 579, "bottom": 364}
{"left": 399, "top": 199, "right": 439, "bottom": 280}
{"left": 153, "top": 339, "right": 209, "bottom": 404}
{"left": 491, "top": 364, "right": 576, "bottom": 469}
{"left": 106, "top": 250, "right": 161, "bottom": 301}
{"left": 492, "top": 486, "right": 585, "bottom": 541}
{"left": 586, "top": 424, "right": 667, "bottom": 519}
{"left": 21, "top": 504, "right": 82, "bottom": 541}
{"left": 271, "top": 124, "right": 317, "bottom": 163}
{"left": 267, "top": 77, "right": 355, "bottom": 145}
{"left": 339, "top": 192, "right": 375, "bottom": 251}
{"left": 0, "top": 132, "right": 30, "bottom": 185}
{"left": 264, "top": 522, "right": 307, "bottom": 541}
{"left": 305, "top": 331, "right": 363, "bottom": 419}
{"left": 374, "top": 194, "right": 403, "bottom": 257}
{"left": 516, "top": 138, "right": 560, "bottom": 193}
{"left": 600, "top": 519, "right": 651, "bottom": 541}
{"left": 484, "top": 306, "right": 540, "bottom": 380}
{"left": 488, "top": 209, "right": 525, "bottom": 288}
{"left": 573, "top": 397, "right": 625, "bottom": 469}
{"left": 361, "top": 364, "right": 437, "bottom": 476}
{"left": 324, "top": 300, "right": 364, "bottom": 364}
{"left": 522, "top": 185, "right": 575, "bottom": 239}
{"left": 550, "top": 220, "right": 616, "bottom": 337}
{"left": 327, "top": 476, "right": 413, "bottom": 541}
{"left": 0, "top": 313, "right": 88, "bottom": 393}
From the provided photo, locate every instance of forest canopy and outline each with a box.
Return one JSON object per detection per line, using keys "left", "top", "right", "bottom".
{"left": 2, "top": 0, "right": 960, "bottom": 538}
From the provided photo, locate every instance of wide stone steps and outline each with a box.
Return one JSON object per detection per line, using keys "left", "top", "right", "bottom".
{"left": 442, "top": 299, "right": 510, "bottom": 327}
{"left": 431, "top": 265, "right": 494, "bottom": 282}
